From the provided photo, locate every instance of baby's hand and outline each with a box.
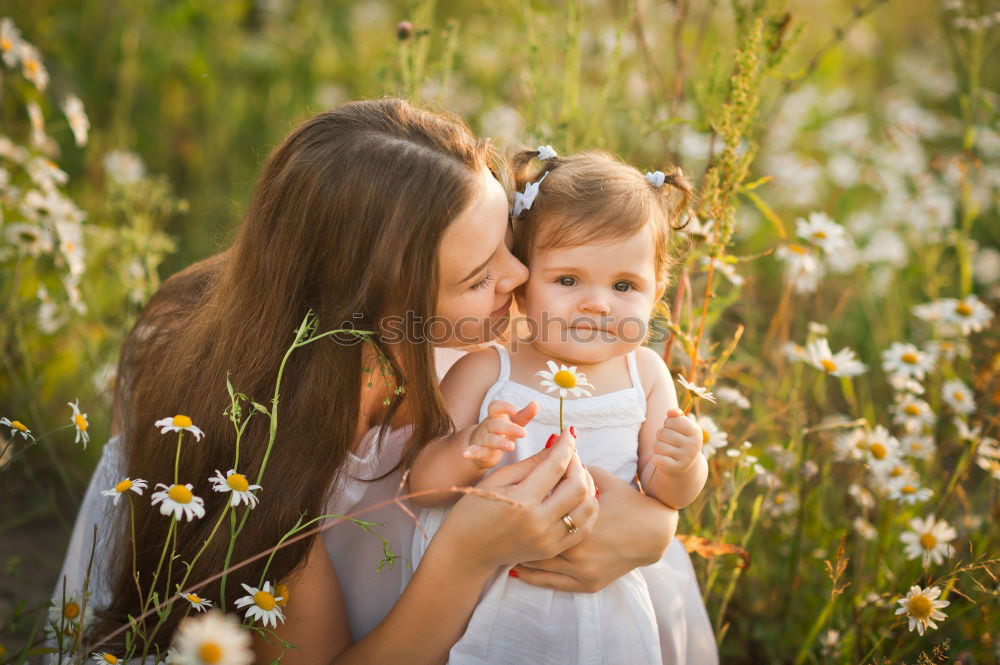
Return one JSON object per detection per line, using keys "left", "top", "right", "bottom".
{"left": 464, "top": 400, "right": 539, "bottom": 470}
{"left": 651, "top": 408, "right": 703, "bottom": 476}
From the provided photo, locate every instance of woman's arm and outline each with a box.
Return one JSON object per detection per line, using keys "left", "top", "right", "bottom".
{"left": 259, "top": 429, "right": 596, "bottom": 665}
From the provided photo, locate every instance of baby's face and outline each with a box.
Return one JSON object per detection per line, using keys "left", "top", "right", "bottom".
{"left": 518, "top": 224, "right": 662, "bottom": 365}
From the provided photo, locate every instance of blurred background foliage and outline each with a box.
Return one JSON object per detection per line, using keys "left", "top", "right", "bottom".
{"left": 2, "top": 0, "right": 999, "bottom": 662}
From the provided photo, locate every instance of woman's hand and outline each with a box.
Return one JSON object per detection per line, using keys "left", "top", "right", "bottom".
{"left": 510, "top": 466, "right": 677, "bottom": 592}
{"left": 432, "top": 427, "right": 598, "bottom": 575}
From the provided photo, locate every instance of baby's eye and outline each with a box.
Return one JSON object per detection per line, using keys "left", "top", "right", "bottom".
{"left": 613, "top": 280, "right": 634, "bottom": 292}
{"left": 557, "top": 276, "right": 577, "bottom": 287}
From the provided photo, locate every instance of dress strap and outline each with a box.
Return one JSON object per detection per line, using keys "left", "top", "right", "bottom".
{"left": 626, "top": 350, "right": 646, "bottom": 402}
{"left": 492, "top": 344, "right": 511, "bottom": 382}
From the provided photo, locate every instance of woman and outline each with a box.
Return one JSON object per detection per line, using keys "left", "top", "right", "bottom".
{"left": 58, "top": 97, "right": 678, "bottom": 663}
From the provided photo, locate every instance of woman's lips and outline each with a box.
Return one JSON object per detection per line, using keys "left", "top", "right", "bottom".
{"left": 491, "top": 295, "right": 513, "bottom": 317}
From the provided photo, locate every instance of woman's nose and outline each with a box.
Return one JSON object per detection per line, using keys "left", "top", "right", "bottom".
{"left": 495, "top": 247, "right": 528, "bottom": 294}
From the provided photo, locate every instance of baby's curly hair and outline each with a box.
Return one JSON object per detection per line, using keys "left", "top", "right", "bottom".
{"left": 509, "top": 148, "right": 694, "bottom": 290}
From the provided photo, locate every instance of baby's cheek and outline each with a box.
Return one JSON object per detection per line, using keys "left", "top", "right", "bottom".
{"left": 616, "top": 316, "right": 648, "bottom": 344}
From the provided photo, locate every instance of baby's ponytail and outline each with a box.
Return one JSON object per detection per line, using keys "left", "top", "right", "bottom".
{"left": 511, "top": 146, "right": 560, "bottom": 194}
{"left": 647, "top": 166, "right": 695, "bottom": 230}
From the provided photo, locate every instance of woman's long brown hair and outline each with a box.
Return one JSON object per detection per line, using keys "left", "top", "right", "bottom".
{"left": 93, "top": 97, "right": 497, "bottom": 650}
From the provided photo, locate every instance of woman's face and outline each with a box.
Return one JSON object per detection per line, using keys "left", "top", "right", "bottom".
{"left": 435, "top": 167, "right": 528, "bottom": 347}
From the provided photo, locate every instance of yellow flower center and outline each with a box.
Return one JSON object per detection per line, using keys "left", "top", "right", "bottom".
{"left": 254, "top": 590, "right": 276, "bottom": 611}
{"left": 901, "top": 352, "right": 919, "bottom": 364}
{"left": 820, "top": 359, "right": 837, "bottom": 372}
{"left": 701, "top": 428, "right": 710, "bottom": 445}
{"left": 226, "top": 473, "right": 250, "bottom": 492}
{"left": 907, "top": 594, "right": 933, "bottom": 620}
{"left": 903, "top": 404, "right": 921, "bottom": 416}
{"left": 955, "top": 302, "right": 972, "bottom": 317}
{"left": 952, "top": 391, "right": 964, "bottom": 401}
{"left": 869, "top": 442, "right": 887, "bottom": 460}
{"left": 74, "top": 413, "right": 88, "bottom": 431}
{"left": 787, "top": 244, "right": 808, "bottom": 255}
{"left": 172, "top": 415, "right": 193, "bottom": 428}
{"left": 890, "top": 466, "right": 905, "bottom": 477}
{"left": 11, "top": 420, "right": 27, "bottom": 432}
{"left": 919, "top": 533, "right": 938, "bottom": 550}
{"left": 775, "top": 494, "right": 787, "bottom": 505}
{"left": 65, "top": 241, "right": 75, "bottom": 253}
{"left": 812, "top": 231, "right": 828, "bottom": 239}
{"left": 553, "top": 370, "right": 577, "bottom": 389}
{"left": 275, "top": 583, "right": 289, "bottom": 607}
{"left": 198, "top": 642, "right": 223, "bottom": 664}
{"left": 102, "top": 655, "right": 119, "bottom": 664}
{"left": 167, "top": 484, "right": 193, "bottom": 504}
{"left": 186, "top": 593, "right": 202, "bottom": 604}
{"left": 24, "top": 59, "right": 38, "bottom": 74}
{"left": 901, "top": 484, "right": 916, "bottom": 494}
{"left": 1, "top": 38, "right": 11, "bottom": 52}
{"left": 64, "top": 602, "right": 80, "bottom": 619}
{"left": 115, "top": 479, "right": 133, "bottom": 493}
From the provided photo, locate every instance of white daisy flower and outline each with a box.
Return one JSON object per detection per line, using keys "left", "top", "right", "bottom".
{"left": 536, "top": 361, "right": 594, "bottom": 399}
{"left": 923, "top": 338, "right": 969, "bottom": 363}
{"left": 796, "top": 211, "right": 848, "bottom": 254}
{"left": 101, "top": 477, "right": 148, "bottom": 506}
{"left": 888, "top": 372, "right": 925, "bottom": 396}
{"left": 234, "top": 581, "right": 285, "bottom": 628}
{"left": 776, "top": 243, "right": 824, "bottom": 294}
{"left": 941, "top": 295, "right": 994, "bottom": 334}
{"left": 151, "top": 483, "right": 206, "bottom": 521}
{"left": 900, "top": 515, "right": 956, "bottom": 566}
{"left": 900, "top": 433, "right": 936, "bottom": 461}
{"left": 678, "top": 213, "right": 715, "bottom": 240}
{"left": 953, "top": 418, "right": 981, "bottom": 442}
{"left": 0, "top": 417, "right": 34, "bottom": 441}
{"left": 862, "top": 425, "right": 901, "bottom": 473}
{"left": 887, "top": 476, "right": 933, "bottom": 505}
{"left": 853, "top": 516, "right": 877, "bottom": 541}
{"left": 872, "top": 459, "right": 917, "bottom": 486}
{"left": 805, "top": 338, "right": 867, "bottom": 377}
{"left": 178, "top": 591, "right": 214, "bottom": 613}
{"left": 882, "top": 342, "right": 936, "bottom": 381}
{"left": 848, "top": 483, "right": 875, "bottom": 510}
{"left": 697, "top": 415, "right": 729, "bottom": 457}
{"left": 833, "top": 427, "right": 867, "bottom": 461}
{"left": 67, "top": 398, "right": 90, "bottom": 449}
{"left": 19, "top": 42, "right": 48, "bottom": 91}
{"left": 941, "top": 379, "right": 975, "bottom": 415}
{"left": 155, "top": 415, "right": 205, "bottom": 441}
{"left": 676, "top": 375, "right": 716, "bottom": 403}
{"left": 91, "top": 654, "right": 121, "bottom": 664}
{"left": 61, "top": 95, "right": 89, "bottom": 147}
{"left": 103, "top": 150, "right": 146, "bottom": 185}
{"left": 4, "top": 222, "right": 54, "bottom": 256}
{"left": 766, "top": 490, "right": 799, "bottom": 517}
{"left": 894, "top": 585, "right": 950, "bottom": 636}
{"left": 974, "top": 437, "right": 1000, "bottom": 481}
{"left": 715, "top": 385, "right": 750, "bottom": 409}
{"left": 170, "top": 609, "right": 253, "bottom": 665}
{"left": 46, "top": 593, "right": 93, "bottom": 642}
{"left": 1, "top": 18, "right": 23, "bottom": 68}
{"left": 890, "top": 394, "right": 935, "bottom": 433}
{"left": 210, "top": 469, "right": 261, "bottom": 508}
{"left": 913, "top": 300, "right": 949, "bottom": 325}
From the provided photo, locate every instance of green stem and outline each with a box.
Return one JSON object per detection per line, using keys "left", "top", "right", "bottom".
{"left": 174, "top": 431, "right": 183, "bottom": 484}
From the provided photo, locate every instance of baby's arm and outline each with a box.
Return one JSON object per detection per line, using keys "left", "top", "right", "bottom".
{"left": 408, "top": 349, "right": 537, "bottom": 507}
{"left": 636, "top": 346, "right": 709, "bottom": 510}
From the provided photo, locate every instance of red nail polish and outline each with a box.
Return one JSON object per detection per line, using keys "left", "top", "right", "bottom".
{"left": 570, "top": 426, "right": 577, "bottom": 438}
{"left": 544, "top": 434, "right": 557, "bottom": 449}
{"left": 508, "top": 569, "right": 519, "bottom": 578}
{"left": 595, "top": 487, "right": 600, "bottom": 499}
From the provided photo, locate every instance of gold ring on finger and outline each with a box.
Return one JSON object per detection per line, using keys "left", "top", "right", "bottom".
{"left": 561, "top": 514, "right": 578, "bottom": 534}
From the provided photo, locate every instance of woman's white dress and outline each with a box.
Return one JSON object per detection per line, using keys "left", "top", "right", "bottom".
{"left": 55, "top": 347, "right": 717, "bottom": 664}
{"left": 411, "top": 345, "right": 717, "bottom": 664}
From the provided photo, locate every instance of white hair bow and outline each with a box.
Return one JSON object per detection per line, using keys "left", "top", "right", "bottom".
{"left": 645, "top": 170, "right": 666, "bottom": 187}
{"left": 536, "top": 145, "right": 558, "bottom": 160}
{"left": 512, "top": 172, "right": 549, "bottom": 218}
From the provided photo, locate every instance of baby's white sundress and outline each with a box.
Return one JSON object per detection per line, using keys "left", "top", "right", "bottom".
{"left": 412, "top": 345, "right": 704, "bottom": 665}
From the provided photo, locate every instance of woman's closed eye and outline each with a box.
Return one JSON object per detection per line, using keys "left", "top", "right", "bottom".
{"left": 471, "top": 270, "right": 496, "bottom": 291}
